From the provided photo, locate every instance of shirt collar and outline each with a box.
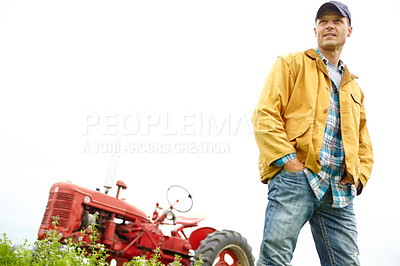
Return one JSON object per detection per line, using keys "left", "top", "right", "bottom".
{"left": 315, "top": 48, "right": 345, "bottom": 74}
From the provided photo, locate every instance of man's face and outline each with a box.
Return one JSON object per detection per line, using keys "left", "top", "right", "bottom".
{"left": 314, "top": 11, "right": 352, "bottom": 52}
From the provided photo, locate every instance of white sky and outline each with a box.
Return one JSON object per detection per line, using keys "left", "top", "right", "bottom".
{"left": 0, "top": 0, "right": 399, "bottom": 265}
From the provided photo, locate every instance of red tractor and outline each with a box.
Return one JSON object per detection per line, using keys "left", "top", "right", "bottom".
{"left": 38, "top": 180, "right": 254, "bottom": 265}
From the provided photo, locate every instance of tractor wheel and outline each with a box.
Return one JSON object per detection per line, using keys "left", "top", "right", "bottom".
{"left": 194, "top": 230, "right": 254, "bottom": 266}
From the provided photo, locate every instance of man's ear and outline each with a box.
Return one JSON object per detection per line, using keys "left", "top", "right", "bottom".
{"left": 314, "top": 27, "right": 317, "bottom": 37}
{"left": 347, "top": 26, "right": 353, "bottom": 37}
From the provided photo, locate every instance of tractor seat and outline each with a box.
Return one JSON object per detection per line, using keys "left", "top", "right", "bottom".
{"left": 175, "top": 216, "right": 204, "bottom": 226}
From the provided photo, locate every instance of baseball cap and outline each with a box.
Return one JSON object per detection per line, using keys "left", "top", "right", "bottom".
{"left": 316, "top": 1, "right": 351, "bottom": 25}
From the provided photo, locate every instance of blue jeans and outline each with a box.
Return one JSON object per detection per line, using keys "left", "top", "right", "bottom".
{"left": 257, "top": 169, "right": 359, "bottom": 266}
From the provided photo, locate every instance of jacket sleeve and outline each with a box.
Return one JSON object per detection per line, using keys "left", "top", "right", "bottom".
{"left": 252, "top": 57, "right": 296, "bottom": 166}
{"left": 357, "top": 92, "right": 374, "bottom": 192}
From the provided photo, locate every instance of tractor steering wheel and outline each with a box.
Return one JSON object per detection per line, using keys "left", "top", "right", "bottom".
{"left": 166, "top": 185, "right": 193, "bottom": 213}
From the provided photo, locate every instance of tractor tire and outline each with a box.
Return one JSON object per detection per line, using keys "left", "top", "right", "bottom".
{"left": 194, "top": 230, "right": 255, "bottom": 266}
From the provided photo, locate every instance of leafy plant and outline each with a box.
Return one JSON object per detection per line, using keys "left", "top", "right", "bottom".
{"left": 31, "top": 214, "right": 109, "bottom": 265}
{"left": 0, "top": 233, "right": 31, "bottom": 265}
{"left": 125, "top": 249, "right": 203, "bottom": 266}
{"left": 0, "top": 216, "right": 203, "bottom": 265}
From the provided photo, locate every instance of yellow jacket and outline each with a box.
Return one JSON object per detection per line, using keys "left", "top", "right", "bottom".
{"left": 252, "top": 49, "right": 373, "bottom": 191}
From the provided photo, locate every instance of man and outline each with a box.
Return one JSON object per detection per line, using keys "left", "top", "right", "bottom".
{"left": 252, "top": 1, "right": 373, "bottom": 265}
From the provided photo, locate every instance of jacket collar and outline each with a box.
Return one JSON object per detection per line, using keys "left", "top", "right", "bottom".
{"left": 304, "top": 48, "right": 358, "bottom": 90}
{"left": 305, "top": 49, "right": 329, "bottom": 77}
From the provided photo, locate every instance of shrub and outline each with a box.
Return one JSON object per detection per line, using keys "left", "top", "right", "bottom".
{"left": 0, "top": 216, "right": 203, "bottom": 265}
{"left": 0, "top": 233, "right": 32, "bottom": 265}
{"left": 31, "top": 214, "right": 108, "bottom": 265}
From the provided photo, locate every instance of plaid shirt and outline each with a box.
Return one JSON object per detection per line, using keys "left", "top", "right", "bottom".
{"left": 275, "top": 48, "right": 356, "bottom": 208}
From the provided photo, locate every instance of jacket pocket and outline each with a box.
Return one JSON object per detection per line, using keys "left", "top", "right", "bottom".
{"left": 350, "top": 92, "right": 361, "bottom": 116}
{"left": 284, "top": 116, "right": 313, "bottom": 141}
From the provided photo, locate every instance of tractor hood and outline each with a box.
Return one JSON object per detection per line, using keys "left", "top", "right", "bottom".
{"left": 52, "top": 182, "right": 147, "bottom": 220}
